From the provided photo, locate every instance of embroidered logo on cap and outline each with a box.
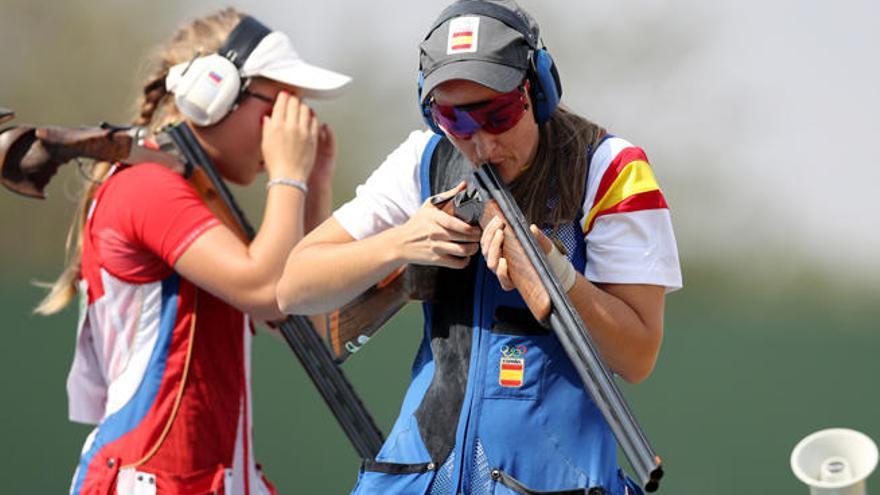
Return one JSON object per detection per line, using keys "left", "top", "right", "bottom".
{"left": 447, "top": 16, "right": 480, "bottom": 55}
{"left": 499, "top": 344, "right": 527, "bottom": 388}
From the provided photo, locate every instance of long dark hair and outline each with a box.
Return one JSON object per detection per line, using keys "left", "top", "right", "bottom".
{"left": 509, "top": 106, "right": 607, "bottom": 228}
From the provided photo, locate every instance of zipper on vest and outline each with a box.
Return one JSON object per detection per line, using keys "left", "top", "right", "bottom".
{"left": 455, "top": 260, "right": 491, "bottom": 494}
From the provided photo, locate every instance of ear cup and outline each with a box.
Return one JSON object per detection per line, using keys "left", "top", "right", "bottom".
{"left": 529, "top": 49, "right": 562, "bottom": 124}
{"left": 167, "top": 54, "right": 242, "bottom": 126}
{"left": 418, "top": 72, "right": 444, "bottom": 134}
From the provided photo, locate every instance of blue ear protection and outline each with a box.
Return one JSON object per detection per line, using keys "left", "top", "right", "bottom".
{"left": 417, "top": 1, "right": 562, "bottom": 134}
{"left": 529, "top": 48, "right": 562, "bottom": 124}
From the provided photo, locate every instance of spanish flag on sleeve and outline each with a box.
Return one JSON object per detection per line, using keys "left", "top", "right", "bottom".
{"left": 579, "top": 137, "right": 682, "bottom": 291}
{"left": 582, "top": 144, "right": 668, "bottom": 235}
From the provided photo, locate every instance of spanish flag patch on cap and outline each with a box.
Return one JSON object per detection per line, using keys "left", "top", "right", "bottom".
{"left": 447, "top": 16, "right": 480, "bottom": 54}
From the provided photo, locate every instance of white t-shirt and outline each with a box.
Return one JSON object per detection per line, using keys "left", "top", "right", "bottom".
{"left": 334, "top": 130, "right": 682, "bottom": 290}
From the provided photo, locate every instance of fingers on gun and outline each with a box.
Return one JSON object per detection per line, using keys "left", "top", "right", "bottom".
{"left": 430, "top": 242, "right": 475, "bottom": 269}
{"left": 496, "top": 258, "right": 513, "bottom": 291}
{"left": 430, "top": 181, "right": 467, "bottom": 205}
{"left": 480, "top": 216, "right": 505, "bottom": 258}
{"left": 432, "top": 207, "right": 481, "bottom": 241}
{"left": 481, "top": 217, "right": 514, "bottom": 291}
{"left": 419, "top": 208, "right": 477, "bottom": 268}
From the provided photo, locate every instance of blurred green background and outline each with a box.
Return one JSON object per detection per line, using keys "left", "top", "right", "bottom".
{"left": 1, "top": 0, "right": 878, "bottom": 493}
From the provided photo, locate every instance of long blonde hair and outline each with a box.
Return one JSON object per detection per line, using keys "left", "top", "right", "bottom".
{"left": 35, "top": 8, "right": 244, "bottom": 315}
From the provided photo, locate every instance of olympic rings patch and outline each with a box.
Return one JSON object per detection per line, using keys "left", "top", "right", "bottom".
{"left": 500, "top": 345, "right": 527, "bottom": 358}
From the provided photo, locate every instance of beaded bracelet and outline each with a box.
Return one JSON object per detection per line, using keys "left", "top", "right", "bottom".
{"left": 266, "top": 177, "right": 309, "bottom": 195}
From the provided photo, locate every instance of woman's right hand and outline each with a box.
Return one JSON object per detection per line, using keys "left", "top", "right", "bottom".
{"left": 261, "top": 91, "right": 319, "bottom": 182}
{"left": 394, "top": 182, "right": 482, "bottom": 269}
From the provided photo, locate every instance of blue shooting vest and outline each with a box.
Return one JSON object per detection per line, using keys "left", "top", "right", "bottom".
{"left": 352, "top": 136, "right": 640, "bottom": 495}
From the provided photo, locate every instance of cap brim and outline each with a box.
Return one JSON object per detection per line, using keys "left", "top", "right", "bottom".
{"left": 253, "top": 60, "right": 352, "bottom": 99}
{"left": 241, "top": 31, "right": 352, "bottom": 99}
{"left": 421, "top": 60, "right": 524, "bottom": 104}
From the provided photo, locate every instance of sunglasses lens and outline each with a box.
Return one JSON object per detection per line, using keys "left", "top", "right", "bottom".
{"left": 430, "top": 87, "right": 526, "bottom": 139}
{"left": 431, "top": 105, "right": 480, "bottom": 139}
{"left": 480, "top": 94, "right": 526, "bottom": 134}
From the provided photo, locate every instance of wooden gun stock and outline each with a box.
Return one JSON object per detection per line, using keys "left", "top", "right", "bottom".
{"left": 474, "top": 199, "right": 551, "bottom": 321}
{"left": 323, "top": 265, "right": 441, "bottom": 362}
{"left": 0, "top": 126, "right": 128, "bottom": 199}
{"left": 0, "top": 124, "right": 181, "bottom": 199}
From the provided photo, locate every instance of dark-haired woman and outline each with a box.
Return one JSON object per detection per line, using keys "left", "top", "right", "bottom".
{"left": 277, "top": 1, "right": 680, "bottom": 494}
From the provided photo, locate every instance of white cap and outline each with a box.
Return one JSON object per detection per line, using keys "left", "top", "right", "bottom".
{"left": 241, "top": 31, "right": 351, "bottom": 99}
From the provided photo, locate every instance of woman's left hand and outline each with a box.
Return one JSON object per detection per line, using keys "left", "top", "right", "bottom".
{"left": 481, "top": 219, "right": 557, "bottom": 291}
{"left": 481, "top": 216, "right": 513, "bottom": 290}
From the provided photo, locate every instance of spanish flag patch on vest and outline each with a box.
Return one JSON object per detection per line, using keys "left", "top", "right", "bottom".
{"left": 499, "top": 345, "right": 527, "bottom": 388}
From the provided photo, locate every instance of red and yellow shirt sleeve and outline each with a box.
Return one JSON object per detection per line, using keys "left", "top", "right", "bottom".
{"left": 582, "top": 146, "right": 669, "bottom": 236}
{"left": 579, "top": 138, "right": 682, "bottom": 291}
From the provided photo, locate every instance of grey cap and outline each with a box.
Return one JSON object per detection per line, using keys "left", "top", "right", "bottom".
{"left": 419, "top": 0, "right": 540, "bottom": 104}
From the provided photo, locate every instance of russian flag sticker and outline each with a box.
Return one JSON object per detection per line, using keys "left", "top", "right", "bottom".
{"left": 447, "top": 16, "right": 479, "bottom": 55}
{"left": 208, "top": 71, "right": 223, "bottom": 84}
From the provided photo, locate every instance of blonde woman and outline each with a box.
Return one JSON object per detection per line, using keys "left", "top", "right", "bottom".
{"left": 35, "top": 9, "right": 350, "bottom": 494}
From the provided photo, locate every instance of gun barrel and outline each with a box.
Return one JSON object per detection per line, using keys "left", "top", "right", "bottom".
{"left": 474, "top": 163, "right": 663, "bottom": 491}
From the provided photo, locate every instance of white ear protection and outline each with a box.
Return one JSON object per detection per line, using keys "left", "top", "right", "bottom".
{"left": 165, "top": 54, "right": 243, "bottom": 126}
{"left": 164, "top": 16, "right": 271, "bottom": 127}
